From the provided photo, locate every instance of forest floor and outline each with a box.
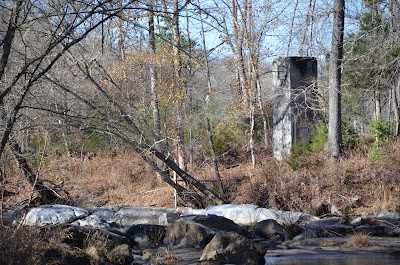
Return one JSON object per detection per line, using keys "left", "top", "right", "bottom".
{"left": 2, "top": 138, "right": 400, "bottom": 217}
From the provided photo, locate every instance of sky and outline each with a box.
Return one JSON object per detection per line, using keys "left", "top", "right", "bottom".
{"left": 194, "top": 0, "right": 365, "bottom": 64}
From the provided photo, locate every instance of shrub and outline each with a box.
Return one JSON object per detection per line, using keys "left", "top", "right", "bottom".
{"left": 310, "top": 123, "right": 328, "bottom": 153}
{"left": 342, "top": 121, "right": 359, "bottom": 149}
{"left": 213, "top": 122, "right": 243, "bottom": 156}
{"left": 288, "top": 140, "right": 311, "bottom": 170}
{"left": 369, "top": 141, "right": 390, "bottom": 161}
{"left": 0, "top": 226, "right": 41, "bottom": 265}
{"left": 368, "top": 117, "right": 394, "bottom": 142}
{"left": 310, "top": 120, "right": 358, "bottom": 153}
{"left": 368, "top": 118, "right": 394, "bottom": 161}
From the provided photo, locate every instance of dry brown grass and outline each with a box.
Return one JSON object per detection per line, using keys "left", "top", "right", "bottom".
{"left": 344, "top": 231, "right": 371, "bottom": 248}
{"left": 155, "top": 246, "right": 177, "bottom": 265}
{"left": 1, "top": 140, "right": 399, "bottom": 215}
{"left": 220, "top": 142, "right": 400, "bottom": 215}
{"left": 42, "top": 151, "right": 175, "bottom": 207}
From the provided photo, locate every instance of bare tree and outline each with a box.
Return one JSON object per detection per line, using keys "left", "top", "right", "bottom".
{"left": 147, "top": 0, "right": 165, "bottom": 179}
{"left": 0, "top": 0, "right": 137, "bottom": 201}
{"left": 326, "top": 0, "right": 345, "bottom": 158}
{"left": 0, "top": 1, "right": 137, "bottom": 156}
{"left": 43, "top": 47, "right": 226, "bottom": 205}
{"left": 198, "top": 0, "right": 224, "bottom": 194}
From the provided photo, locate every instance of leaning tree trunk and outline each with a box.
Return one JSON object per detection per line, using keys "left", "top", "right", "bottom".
{"left": 9, "top": 138, "right": 65, "bottom": 204}
{"left": 326, "top": 0, "right": 345, "bottom": 159}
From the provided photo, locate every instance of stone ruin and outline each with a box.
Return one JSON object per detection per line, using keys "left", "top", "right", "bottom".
{"left": 272, "top": 57, "right": 318, "bottom": 160}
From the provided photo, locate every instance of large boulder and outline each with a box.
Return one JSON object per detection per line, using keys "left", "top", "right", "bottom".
{"left": 23, "top": 205, "right": 90, "bottom": 226}
{"left": 23, "top": 205, "right": 181, "bottom": 228}
{"left": 190, "top": 215, "right": 252, "bottom": 238}
{"left": 205, "top": 204, "right": 317, "bottom": 226}
{"left": 200, "top": 232, "right": 266, "bottom": 265}
{"left": 97, "top": 206, "right": 180, "bottom": 226}
{"left": 111, "top": 224, "right": 167, "bottom": 247}
{"left": 62, "top": 225, "right": 133, "bottom": 249}
{"left": 165, "top": 214, "right": 253, "bottom": 248}
{"left": 254, "top": 219, "right": 287, "bottom": 240}
{"left": 164, "top": 216, "right": 216, "bottom": 248}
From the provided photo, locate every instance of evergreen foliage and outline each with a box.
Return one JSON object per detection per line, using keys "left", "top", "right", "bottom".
{"left": 368, "top": 118, "right": 394, "bottom": 142}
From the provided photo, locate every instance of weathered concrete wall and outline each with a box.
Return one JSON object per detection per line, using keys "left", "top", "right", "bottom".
{"left": 272, "top": 57, "right": 318, "bottom": 160}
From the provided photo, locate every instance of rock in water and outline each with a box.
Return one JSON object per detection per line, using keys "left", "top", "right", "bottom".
{"left": 200, "top": 232, "right": 266, "bottom": 265}
{"left": 164, "top": 214, "right": 252, "bottom": 248}
{"left": 164, "top": 216, "right": 215, "bottom": 248}
{"left": 254, "top": 219, "right": 287, "bottom": 240}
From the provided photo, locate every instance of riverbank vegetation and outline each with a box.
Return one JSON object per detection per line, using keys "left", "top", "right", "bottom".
{"left": 2, "top": 135, "right": 399, "bottom": 217}
{"left": 0, "top": 0, "right": 399, "bottom": 215}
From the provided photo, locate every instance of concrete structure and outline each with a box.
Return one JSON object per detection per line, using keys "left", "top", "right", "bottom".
{"left": 272, "top": 57, "right": 318, "bottom": 160}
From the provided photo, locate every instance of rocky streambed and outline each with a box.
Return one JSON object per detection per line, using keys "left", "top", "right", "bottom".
{"left": 4, "top": 204, "right": 400, "bottom": 265}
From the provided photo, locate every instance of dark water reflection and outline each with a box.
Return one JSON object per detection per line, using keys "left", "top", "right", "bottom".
{"left": 265, "top": 254, "right": 400, "bottom": 265}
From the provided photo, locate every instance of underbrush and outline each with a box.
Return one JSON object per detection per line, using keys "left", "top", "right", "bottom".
{"left": 224, "top": 141, "right": 400, "bottom": 215}
{"left": 0, "top": 225, "right": 75, "bottom": 265}
{"left": 0, "top": 225, "right": 134, "bottom": 265}
{"left": 1, "top": 140, "right": 399, "bottom": 217}
{"left": 0, "top": 226, "right": 43, "bottom": 265}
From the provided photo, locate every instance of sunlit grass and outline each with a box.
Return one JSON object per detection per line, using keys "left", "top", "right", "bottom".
{"left": 344, "top": 231, "right": 371, "bottom": 248}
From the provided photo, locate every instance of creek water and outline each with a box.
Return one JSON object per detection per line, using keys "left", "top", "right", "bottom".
{"left": 265, "top": 253, "right": 400, "bottom": 265}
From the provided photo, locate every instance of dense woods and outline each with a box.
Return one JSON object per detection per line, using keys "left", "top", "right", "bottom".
{"left": 0, "top": 0, "right": 399, "bottom": 209}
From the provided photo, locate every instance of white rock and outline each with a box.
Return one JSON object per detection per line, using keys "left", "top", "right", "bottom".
{"left": 23, "top": 205, "right": 88, "bottom": 226}
{"left": 73, "top": 215, "right": 110, "bottom": 228}
{"left": 205, "top": 204, "right": 318, "bottom": 225}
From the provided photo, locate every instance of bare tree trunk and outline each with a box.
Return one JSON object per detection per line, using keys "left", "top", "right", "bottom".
{"left": 231, "top": 0, "right": 248, "bottom": 98}
{"left": 286, "top": 0, "right": 299, "bottom": 56}
{"left": 206, "top": 106, "right": 224, "bottom": 193}
{"left": 148, "top": 0, "right": 165, "bottom": 179}
{"left": 171, "top": 0, "right": 186, "bottom": 172}
{"left": 148, "top": 5, "right": 161, "bottom": 141}
{"left": 185, "top": 6, "right": 195, "bottom": 172}
{"left": 0, "top": 2, "right": 23, "bottom": 157}
{"left": 198, "top": 0, "right": 224, "bottom": 193}
{"left": 374, "top": 90, "right": 381, "bottom": 120}
{"left": 54, "top": 100, "right": 71, "bottom": 157}
{"left": 117, "top": 0, "right": 125, "bottom": 60}
{"left": 246, "top": 0, "right": 255, "bottom": 167}
{"left": 393, "top": 76, "right": 400, "bottom": 137}
{"left": 249, "top": 104, "right": 256, "bottom": 166}
{"left": 9, "top": 138, "right": 64, "bottom": 204}
{"left": 150, "top": 146, "right": 226, "bottom": 205}
{"left": 326, "top": 0, "right": 345, "bottom": 159}
{"left": 0, "top": 1, "right": 22, "bottom": 81}
{"left": 256, "top": 77, "right": 268, "bottom": 148}
{"left": 298, "top": 0, "right": 316, "bottom": 56}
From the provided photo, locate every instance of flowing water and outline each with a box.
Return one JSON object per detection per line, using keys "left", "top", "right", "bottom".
{"left": 265, "top": 253, "right": 400, "bottom": 265}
